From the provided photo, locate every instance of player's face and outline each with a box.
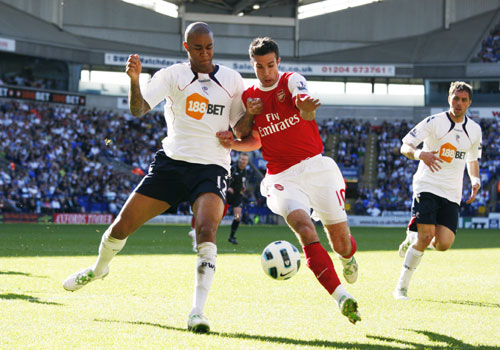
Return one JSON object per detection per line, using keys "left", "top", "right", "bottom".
{"left": 448, "top": 89, "right": 471, "bottom": 120}
{"left": 252, "top": 53, "right": 280, "bottom": 87}
{"left": 184, "top": 32, "right": 214, "bottom": 73}
{"left": 238, "top": 155, "right": 249, "bottom": 169}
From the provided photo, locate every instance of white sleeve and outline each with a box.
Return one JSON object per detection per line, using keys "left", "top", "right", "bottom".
{"left": 287, "top": 73, "right": 310, "bottom": 98}
{"left": 466, "top": 127, "right": 482, "bottom": 161}
{"left": 142, "top": 68, "right": 171, "bottom": 110}
{"left": 229, "top": 72, "right": 246, "bottom": 129}
{"left": 402, "top": 116, "right": 433, "bottom": 147}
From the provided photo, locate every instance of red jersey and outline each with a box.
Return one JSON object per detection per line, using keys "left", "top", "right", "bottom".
{"left": 243, "top": 72, "right": 323, "bottom": 174}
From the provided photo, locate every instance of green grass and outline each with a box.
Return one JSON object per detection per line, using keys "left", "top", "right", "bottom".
{"left": 1, "top": 223, "right": 499, "bottom": 350}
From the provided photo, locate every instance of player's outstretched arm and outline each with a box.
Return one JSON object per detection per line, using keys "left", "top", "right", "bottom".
{"left": 234, "top": 98, "right": 263, "bottom": 139}
{"left": 400, "top": 142, "right": 443, "bottom": 173}
{"left": 126, "top": 54, "right": 151, "bottom": 117}
{"left": 465, "top": 160, "right": 480, "bottom": 204}
{"left": 296, "top": 95, "right": 321, "bottom": 121}
{"left": 216, "top": 129, "right": 261, "bottom": 152}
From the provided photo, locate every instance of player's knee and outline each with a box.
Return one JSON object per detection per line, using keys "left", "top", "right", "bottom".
{"left": 331, "top": 236, "right": 350, "bottom": 256}
{"left": 434, "top": 241, "right": 452, "bottom": 251}
{"left": 417, "top": 232, "right": 433, "bottom": 245}
{"left": 289, "top": 221, "right": 317, "bottom": 245}
{"left": 197, "top": 221, "right": 218, "bottom": 243}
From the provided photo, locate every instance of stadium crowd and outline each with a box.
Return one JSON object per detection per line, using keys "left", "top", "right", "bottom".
{"left": 0, "top": 99, "right": 497, "bottom": 218}
{"left": 476, "top": 22, "right": 500, "bottom": 63}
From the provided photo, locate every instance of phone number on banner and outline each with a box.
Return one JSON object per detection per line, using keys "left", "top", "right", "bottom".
{"left": 319, "top": 65, "right": 395, "bottom": 76}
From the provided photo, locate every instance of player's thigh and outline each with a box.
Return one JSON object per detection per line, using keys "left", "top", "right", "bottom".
{"left": 111, "top": 192, "right": 169, "bottom": 239}
{"left": 307, "top": 157, "right": 347, "bottom": 225}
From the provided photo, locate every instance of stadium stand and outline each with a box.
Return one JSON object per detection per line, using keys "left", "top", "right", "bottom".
{"left": 0, "top": 98, "right": 496, "bottom": 219}
{"left": 476, "top": 21, "right": 500, "bottom": 63}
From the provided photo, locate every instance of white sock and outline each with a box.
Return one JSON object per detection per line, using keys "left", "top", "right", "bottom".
{"left": 331, "top": 284, "right": 351, "bottom": 306}
{"left": 92, "top": 230, "right": 127, "bottom": 276}
{"left": 191, "top": 242, "right": 217, "bottom": 316}
{"left": 397, "top": 246, "right": 423, "bottom": 290}
{"left": 406, "top": 230, "right": 418, "bottom": 244}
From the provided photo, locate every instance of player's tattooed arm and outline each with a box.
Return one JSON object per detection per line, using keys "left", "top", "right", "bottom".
{"left": 126, "top": 54, "right": 151, "bottom": 117}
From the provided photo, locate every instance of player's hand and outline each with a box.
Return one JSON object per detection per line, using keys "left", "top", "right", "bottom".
{"left": 126, "top": 54, "right": 142, "bottom": 81}
{"left": 246, "top": 98, "right": 263, "bottom": 116}
{"left": 216, "top": 130, "right": 235, "bottom": 148}
{"left": 421, "top": 151, "right": 443, "bottom": 173}
{"left": 227, "top": 188, "right": 234, "bottom": 195}
{"left": 465, "top": 183, "right": 480, "bottom": 204}
{"left": 296, "top": 95, "right": 321, "bottom": 112}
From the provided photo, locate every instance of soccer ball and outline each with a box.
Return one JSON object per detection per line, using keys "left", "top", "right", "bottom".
{"left": 261, "top": 240, "right": 301, "bottom": 280}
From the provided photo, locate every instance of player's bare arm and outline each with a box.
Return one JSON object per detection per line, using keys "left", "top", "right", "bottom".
{"left": 465, "top": 160, "right": 480, "bottom": 204}
{"left": 126, "top": 54, "right": 151, "bottom": 117}
{"left": 400, "top": 142, "right": 443, "bottom": 173}
{"left": 233, "top": 98, "right": 263, "bottom": 139}
{"left": 216, "top": 129, "right": 261, "bottom": 152}
{"left": 296, "top": 95, "right": 321, "bottom": 121}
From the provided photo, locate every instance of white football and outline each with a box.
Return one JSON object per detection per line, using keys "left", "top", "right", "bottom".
{"left": 261, "top": 240, "right": 301, "bottom": 280}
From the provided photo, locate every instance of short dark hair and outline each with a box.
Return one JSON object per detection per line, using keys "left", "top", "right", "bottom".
{"left": 184, "top": 22, "right": 212, "bottom": 43}
{"left": 249, "top": 37, "right": 280, "bottom": 60}
{"left": 449, "top": 81, "right": 473, "bottom": 99}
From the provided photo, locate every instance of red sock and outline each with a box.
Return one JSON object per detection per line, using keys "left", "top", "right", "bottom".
{"left": 303, "top": 242, "right": 341, "bottom": 295}
{"left": 342, "top": 234, "right": 357, "bottom": 259}
{"left": 191, "top": 216, "right": 195, "bottom": 229}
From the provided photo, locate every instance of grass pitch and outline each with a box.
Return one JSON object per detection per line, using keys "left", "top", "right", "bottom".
{"left": 0, "top": 223, "right": 499, "bottom": 350}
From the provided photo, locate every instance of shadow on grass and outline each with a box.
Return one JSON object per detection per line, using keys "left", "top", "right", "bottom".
{"left": 95, "top": 319, "right": 499, "bottom": 349}
{"left": 0, "top": 270, "right": 48, "bottom": 278}
{"left": 368, "top": 329, "right": 500, "bottom": 350}
{"left": 419, "top": 298, "right": 500, "bottom": 309}
{"left": 0, "top": 293, "right": 62, "bottom": 305}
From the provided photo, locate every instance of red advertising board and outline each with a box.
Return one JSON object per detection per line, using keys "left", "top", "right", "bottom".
{"left": 53, "top": 213, "right": 113, "bottom": 224}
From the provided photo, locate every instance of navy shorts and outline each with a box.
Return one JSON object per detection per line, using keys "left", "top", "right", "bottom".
{"left": 134, "top": 150, "right": 228, "bottom": 207}
{"left": 226, "top": 192, "right": 243, "bottom": 207}
{"left": 410, "top": 192, "right": 459, "bottom": 234}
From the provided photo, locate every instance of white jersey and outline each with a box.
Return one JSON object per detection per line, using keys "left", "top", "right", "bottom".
{"left": 402, "top": 112, "right": 482, "bottom": 204}
{"left": 142, "top": 63, "right": 246, "bottom": 173}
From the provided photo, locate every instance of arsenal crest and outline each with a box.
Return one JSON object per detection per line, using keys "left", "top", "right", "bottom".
{"left": 276, "top": 89, "right": 286, "bottom": 103}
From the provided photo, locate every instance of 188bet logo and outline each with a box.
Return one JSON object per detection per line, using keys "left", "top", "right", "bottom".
{"left": 186, "top": 93, "right": 209, "bottom": 120}
{"left": 186, "top": 93, "right": 226, "bottom": 120}
{"left": 439, "top": 142, "right": 466, "bottom": 163}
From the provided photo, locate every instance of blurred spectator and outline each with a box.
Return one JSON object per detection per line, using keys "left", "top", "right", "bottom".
{"left": 476, "top": 23, "right": 500, "bottom": 63}
{"left": 0, "top": 99, "right": 496, "bottom": 218}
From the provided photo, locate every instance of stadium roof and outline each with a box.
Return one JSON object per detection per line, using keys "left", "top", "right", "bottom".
{"left": 1, "top": 0, "right": 500, "bottom": 78}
